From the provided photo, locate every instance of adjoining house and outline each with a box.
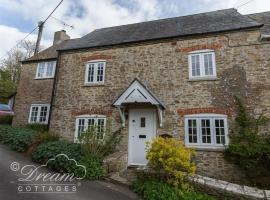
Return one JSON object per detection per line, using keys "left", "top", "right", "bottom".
{"left": 13, "top": 9, "right": 270, "bottom": 183}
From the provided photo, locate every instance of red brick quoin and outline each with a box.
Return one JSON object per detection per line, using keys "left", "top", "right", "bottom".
{"left": 177, "top": 107, "right": 233, "bottom": 117}
{"left": 81, "top": 55, "right": 113, "bottom": 62}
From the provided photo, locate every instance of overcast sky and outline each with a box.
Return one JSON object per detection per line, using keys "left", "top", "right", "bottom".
{"left": 0, "top": 0, "right": 269, "bottom": 58}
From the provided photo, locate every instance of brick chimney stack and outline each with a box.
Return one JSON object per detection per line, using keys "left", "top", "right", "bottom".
{"left": 53, "top": 30, "right": 70, "bottom": 45}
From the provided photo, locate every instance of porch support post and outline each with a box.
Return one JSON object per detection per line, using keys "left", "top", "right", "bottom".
{"left": 157, "top": 106, "right": 163, "bottom": 127}
{"left": 117, "top": 106, "right": 126, "bottom": 127}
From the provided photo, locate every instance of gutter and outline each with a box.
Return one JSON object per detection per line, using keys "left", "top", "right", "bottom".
{"left": 21, "top": 58, "right": 57, "bottom": 64}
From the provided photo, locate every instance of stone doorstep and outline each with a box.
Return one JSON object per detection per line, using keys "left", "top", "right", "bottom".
{"left": 105, "top": 172, "right": 132, "bottom": 186}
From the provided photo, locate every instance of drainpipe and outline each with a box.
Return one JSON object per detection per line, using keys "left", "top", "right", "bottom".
{"left": 47, "top": 52, "right": 61, "bottom": 130}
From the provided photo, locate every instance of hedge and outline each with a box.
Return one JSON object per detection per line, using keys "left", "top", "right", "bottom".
{"left": 0, "top": 125, "right": 104, "bottom": 180}
{"left": 32, "top": 140, "right": 82, "bottom": 171}
{"left": 25, "top": 123, "right": 48, "bottom": 132}
{"left": 132, "top": 179, "right": 216, "bottom": 200}
{"left": 0, "top": 125, "right": 37, "bottom": 152}
{"left": 0, "top": 116, "right": 13, "bottom": 125}
{"left": 31, "top": 140, "right": 104, "bottom": 180}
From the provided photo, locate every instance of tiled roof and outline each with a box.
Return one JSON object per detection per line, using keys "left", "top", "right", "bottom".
{"left": 59, "top": 8, "right": 262, "bottom": 51}
{"left": 246, "top": 11, "right": 270, "bottom": 34}
{"left": 23, "top": 8, "right": 267, "bottom": 62}
{"left": 22, "top": 39, "right": 75, "bottom": 62}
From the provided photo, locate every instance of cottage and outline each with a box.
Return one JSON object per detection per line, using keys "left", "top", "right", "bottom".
{"left": 13, "top": 9, "right": 270, "bottom": 183}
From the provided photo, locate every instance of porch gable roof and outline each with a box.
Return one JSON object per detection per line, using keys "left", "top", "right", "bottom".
{"left": 113, "top": 79, "right": 165, "bottom": 109}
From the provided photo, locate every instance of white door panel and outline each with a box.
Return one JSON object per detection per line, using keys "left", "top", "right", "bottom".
{"left": 128, "top": 109, "right": 156, "bottom": 165}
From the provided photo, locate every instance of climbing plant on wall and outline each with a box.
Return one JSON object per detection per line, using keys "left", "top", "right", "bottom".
{"left": 225, "top": 96, "right": 270, "bottom": 189}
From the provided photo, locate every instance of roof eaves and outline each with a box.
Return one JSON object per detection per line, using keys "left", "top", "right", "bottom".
{"left": 21, "top": 57, "right": 57, "bottom": 64}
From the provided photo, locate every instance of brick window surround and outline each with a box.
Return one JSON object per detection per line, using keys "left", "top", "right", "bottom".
{"left": 177, "top": 107, "right": 233, "bottom": 117}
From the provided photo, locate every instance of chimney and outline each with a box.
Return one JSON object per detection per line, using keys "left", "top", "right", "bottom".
{"left": 53, "top": 30, "right": 70, "bottom": 45}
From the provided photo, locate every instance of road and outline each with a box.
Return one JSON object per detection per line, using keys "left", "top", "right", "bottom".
{"left": 0, "top": 144, "right": 140, "bottom": 200}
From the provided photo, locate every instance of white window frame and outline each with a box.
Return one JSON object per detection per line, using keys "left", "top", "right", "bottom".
{"left": 28, "top": 104, "right": 50, "bottom": 124}
{"left": 35, "top": 61, "right": 56, "bottom": 79}
{"left": 74, "top": 114, "right": 106, "bottom": 142}
{"left": 184, "top": 114, "right": 229, "bottom": 149}
{"left": 188, "top": 50, "right": 217, "bottom": 80}
{"left": 84, "top": 60, "right": 106, "bottom": 85}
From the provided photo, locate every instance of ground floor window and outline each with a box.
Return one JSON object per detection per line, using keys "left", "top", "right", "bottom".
{"left": 75, "top": 115, "right": 106, "bottom": 141}
{"left": 184, "top": 114, "right": 228, "bottom": 149}
{"left": 28, "top": 104, "right": 50, "bottom": 124}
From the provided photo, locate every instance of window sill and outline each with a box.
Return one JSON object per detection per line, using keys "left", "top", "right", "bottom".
{"left": 34, "top": 77, "right": 54, "bottom": 80}
{"left": 188, "top": 77, "right": 218, "bottom": 82}
{"left": 82, "top": 83, "right": 105, "bottom": 87}
{"left": 185, "top": 144, "right": 227, "bottom": 152}
{"left": 28, "top": 122, "right": 48, "bottom": 125}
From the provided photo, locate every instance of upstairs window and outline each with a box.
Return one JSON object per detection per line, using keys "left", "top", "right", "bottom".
{"left": 75, "top": 115, "right": 106, "bottom": 141}
{"left": 188, "top": 50, "right": 216, "bottom": 79}
{"left": 85, "top": 61, "right": 106, "bottom": 84}
{"left": 36, "top": 61, "right": 56, "bottom": 79}
{"left": 184, "top": 114, "right": 228, "bottom": 149}
{"left": 28, "top": 104, "right": 50, "bottom": 124}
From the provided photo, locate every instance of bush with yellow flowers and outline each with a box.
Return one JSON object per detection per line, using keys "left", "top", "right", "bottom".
{"left": 146, "top": 137, "right": 196, "bottom": 188}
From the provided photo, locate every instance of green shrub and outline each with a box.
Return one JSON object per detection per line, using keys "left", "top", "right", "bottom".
{"left": 32, "top": 140, "right": 82, "bottom": 166}
{"left": 34, "top": 131, "right": 59, "bottom": 143}
{"left": 25, "top": 123, "right": 48, "bottom": 132}
{"left": 72, "top": 155, "right": 103, "bottom": 180}
{"left": 146, "top": 137, "right": 196, "bottom": 188}
{"left": 0, "top": 116, "right": 13, "bottom": 124}
{"left": 132, "top": 179, "right": 215, "bottom": 200}
{"left": 0, "top": 125, "right": 37, "bottom": 152}
{"left": 79, "top": 126, "right": 122, "bottom": 158}
{"left": 225, "top": 96, "right": 270, "bottom": 188}
{"left": 32, "top": 140, "right": 104, "bottom": 180}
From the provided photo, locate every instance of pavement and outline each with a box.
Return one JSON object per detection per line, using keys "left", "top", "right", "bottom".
{"left": 0, "top": 144, "right": 141, "bottom": 200}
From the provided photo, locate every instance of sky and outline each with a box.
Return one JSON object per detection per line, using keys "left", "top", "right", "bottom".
{"left": 0, "top": 0, "right": 270, "bottom": 59}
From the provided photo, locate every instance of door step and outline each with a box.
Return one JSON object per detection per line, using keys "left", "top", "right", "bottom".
{"left": 127, "top": 165, "right": 148, "bottom": 169}
{"left": 106, "top": 172, "right": 132, "bottom": 186}
{"left": 106, "top": 167, "right": 141, "bottom": 186}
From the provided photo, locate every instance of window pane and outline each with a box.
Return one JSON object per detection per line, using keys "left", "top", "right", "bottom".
{"left": 88, "top": 64, "right": 95, "bottom": 82}
{"left": 78, "top": 119, "right": 85, "bottom": 138}
{"left": 87, "top": 118, "right": 95, "bottom": 132}
{"left": 37, "top": 63, "right": 45, "bottom": 77}
{"left": 215, "top": 119, "right": 225, "bottom": 144}
{"left": 97, "top": 63, "right": 104, "bottom": 82}
{"left": 39, "top": 106, "right": 48, "bottom": 122}
{"left": 188, "top": 119, "right": 197, "bottom": 143}
{"left": 204, "top": 54, "right": 213, "bottom": 75}
{"left": 191, "top": 55, "right": 200, "bottom": 76}
{"left": 46, "top": 62, "right": 54, "bottom": 77}
{"left": 140, "top": 117, "right": 146, "bottom": 127}
{"left": 30, "top": 106, "right": 38, "bottom": 122}
{"left": 201, "top": 119, "right": 211, "bottom": 143}
{"left": 97, "top": 119, "right": 105, "bottom": 139}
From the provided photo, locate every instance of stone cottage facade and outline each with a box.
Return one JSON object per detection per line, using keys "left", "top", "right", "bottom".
{"left": 13, "top": 9, "right": 270, "bottom": 183}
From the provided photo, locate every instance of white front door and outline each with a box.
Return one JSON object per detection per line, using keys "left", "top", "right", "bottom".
{"left": 128, "top": 109, "right": 156, "bottom": 165}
